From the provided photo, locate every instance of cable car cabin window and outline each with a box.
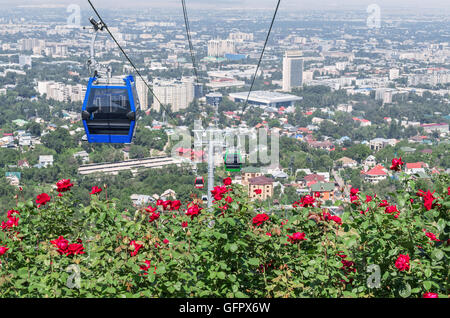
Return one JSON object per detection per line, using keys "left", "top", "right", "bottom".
{"left": 86, "top": 88, "right": 132, "bottom": 135}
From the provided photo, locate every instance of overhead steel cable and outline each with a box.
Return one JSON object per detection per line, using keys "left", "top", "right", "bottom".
{"left": 181, "top": 0, "right": 200, "bottom": 84}
{"left": 241, "top": 0, "right": 281, "bottom": 116}
{"left": 87, "top": 0, "right": 175, "bottom": 120}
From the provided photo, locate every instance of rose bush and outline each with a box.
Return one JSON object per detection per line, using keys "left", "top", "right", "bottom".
{"left": 0, "top": 174, "right": 448, "bottom": 298}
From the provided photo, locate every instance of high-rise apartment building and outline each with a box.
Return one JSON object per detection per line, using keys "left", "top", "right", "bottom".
{"left": 136, "top": 77, "right": 149, "bottom": 111}
{"left": 208, "top": 39, "right": 236, "bottom": 57}
{"left": 228, "top": 32, "right": 254, "bottom": 42}
{"left": 152, "top": 78, "right": 194, "bottom": 112}
{"left": 282, "top": 50, "right": 303, "bottom": 92}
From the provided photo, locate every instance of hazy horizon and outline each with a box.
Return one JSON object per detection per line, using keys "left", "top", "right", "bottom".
{"left": 1, "top": 0, "right": 449, "bottom": 12}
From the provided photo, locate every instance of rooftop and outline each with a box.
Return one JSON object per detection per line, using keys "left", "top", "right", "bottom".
{"left": 229, "top": 91, "right": 302, "bottom": 104}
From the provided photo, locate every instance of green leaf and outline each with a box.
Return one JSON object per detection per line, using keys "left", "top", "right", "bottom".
{"left": 217, "top": 272, "right": 226, "bottom": 280}
{"left": 229, "top": 243, "right": 238, "bottom": 252}
{"left": 398, "top": 282, "right": 411, "bottom": 298}
{"left": 431, "top": 249, "right": 444, "bottom": 261}
{"left": 156, "top": 266, "right": 166, "bottom": 275}
{"left": 247, "top": 258, "right": 259, "bottom": 266}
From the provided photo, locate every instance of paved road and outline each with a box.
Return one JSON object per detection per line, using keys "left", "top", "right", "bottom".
{"left": 332, "top": 169, "right": 349, "bottom": 197}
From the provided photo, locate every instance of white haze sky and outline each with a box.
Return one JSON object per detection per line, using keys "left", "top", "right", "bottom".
{"left": 1, "top": 0, "right": 449, "bottom": 11}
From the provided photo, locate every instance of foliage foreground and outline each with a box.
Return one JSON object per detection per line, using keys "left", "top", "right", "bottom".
{"left": 0, "top": 175, "right": 448, "bottom": 298}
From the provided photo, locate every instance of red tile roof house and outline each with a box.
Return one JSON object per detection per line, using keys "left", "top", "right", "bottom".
{"left": 361, "top": 165, "right": 387, "bottom": 184}
{"left": 248, "top": 176, "right": 274, "bottom": 201}
{"left": 404, "top": 162, "right": 428, "bottom": 175}
{"left": 302, "top": 174, "right": 326, "bottom": 187}
{"left": 176, "top": 148, "right": 205, "bottom": 162}
{"left": 308, "top": 140, "right": 335, "bottom": 151}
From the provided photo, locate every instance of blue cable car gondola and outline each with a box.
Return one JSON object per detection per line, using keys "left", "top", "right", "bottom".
{"left": 81, "top": 17, "right": 139, "bottom": 144}
{"left": 82, "top": 75, "right": 138, "bottom": 143}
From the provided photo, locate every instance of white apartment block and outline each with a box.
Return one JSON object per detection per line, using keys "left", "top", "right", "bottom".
{"left": 229, "top": 32, "right": 254, "bottom": 42}
{"left": 37, "top": 81, "right": 85, "bottom": 103}
{"left": 208, "top": 39, "right": 236, "bottom": 57}
{"left": 152, "top": 78, "right": 194, "bottom": 112}
{"left": 136, "top": 77, "right": 149, "bottom": 111}
{"left": 282, "top": 50, "right": 303, "bottom": 92}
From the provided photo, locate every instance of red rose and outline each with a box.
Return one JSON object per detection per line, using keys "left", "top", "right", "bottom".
{"left": 419, "top": 190, "right": 437, "bottom": 211}
{"left": 0, "top": 246, "right": 9, "bottom": 256}
{"left": 161, "top": 200, "right": 171, "bottom": 210}
{"left": 36, "top": 193, "right": 51, "bottom": 207}
{"left": 394, "top": 254, "right": 410, "bottom": 271}
{"left": 425, "top": 231, "right": 440, "bottom": 242}
{"left": 149, "top": 211, "right": 160, "bottom": 223}
{"left": 385, "top": 205, "right": 399, "bottom": 214}
{"left": 56, "top": 179, "right": 73, "bottom": 192}
{"left": 330, "top": 215, "right": 342, "bottom": 225}
{"left": 65, "top": 243, "right": 85, "bottom": 256}
{"left": 390, "top": 157, "right": 404, "bottom": 172}
{"left": 140, "top": 260, "right": 152, "bottom": 275}
{"left": 365, "top": 195, "right": 373, "bottom": 203}
{"left": 378, "top": 200, "right": 389, "bottom": 207}
{"left": 182, "top": 221, "right": 188, "bottom": 228}
{"left": 223, "top": 177, "right": 232, "bottom": 186}
{"left": 90, "top": 186, "right": 102, "bottom": 195}
{"left": 145, "top": 205, "right": 157, "bottom": 213}
{"left": 423, "top": 292, "right": 438, "bottom": 298}
{"left": 130, "top": 240, "right": 143, "bottom": 257}
{"left": 254, "top": 189, "right": 262, "bottom": 195}
{"left": 7, "top": 210, "right": 19, "bottom": 218}
{"left": 225, "top": 196, "right": 233, "bottom": 203}
{"left": 300, "top": 195, "right": 315, "bottom": 207}
{"left": 287, "top": 232, "right": 307, "bottom": 244}
{"left": 170, "top": 200, "right": 181, "bottom": 211}
{"left": 350, "top": 188, "right": 359, "bottom": 196}
{"left": 163, "top": 239, "right": 169, "bottom": 244}
{"left": 252, "top": 213, "right": 269, "bottom": 226}
{"left": 50, "top": 236, "right": 70, "bottom": 255}
{"left": 266, "top": 232, "right": 272, "bottom": 236}
{"left": 186, "top": 204, "right": 202, "bottom": 220}
{"left": 314, "top": 192, "right": 321, "bottom": 198}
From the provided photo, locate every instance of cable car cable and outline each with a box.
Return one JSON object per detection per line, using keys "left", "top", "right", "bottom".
{"left": 87, "top": 0, "right": 175, "bottom": 121}
{"left": 241, "top": 0, "right": 281, "bottom": 117}
{"left": 181, "top": 0, "right": 200, "bottom": 84}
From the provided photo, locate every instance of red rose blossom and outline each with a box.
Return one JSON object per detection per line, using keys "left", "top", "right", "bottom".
{"left": 394, "top": 254, "right": 410, "bottom": 271}
{"left": 254, "top": 189, "right": 262, "bottom": 195}
{"left": 223, "top": 177, "right": 232, "bottom": 186}
{"left": 423, "top": 292, "right": 438, "bottom": 298}
{"left": 390, "top": 157, "right": 404, "bottom": 172}
{"left": 300, "top": 195, "right": 315, "bottom": 207}
{"left": 36, "top": 193, "right": 51, "bottom": 207}
{"left": 170, "top": 200, "right": 181, "bottom": 211}
{"left": 287, "top": 232, "right": 307, "bottom": 244}
{"left": 130, "top": 240, "right": 143, "bottom": 257}
{"left": 149, "top": 211, "right": 160, "bottom": 223}
{"left": 424, "top": 231, "right": 440, "bottom": 242}
{"left": 90, "top": 186, "right": 102, "bottom": 195}
{"left": 252, "top": 213, "right": 269, "bottom": 226}
{"left": 186, "top": 204, "right": 202, "bottom": 220}
{"left": 56, "top": 179, "right": 73, "bottom": 192}
{"left": 417, "top": 190, "right": 437, "bottom": 211}
{"left": 0, "top": 246, "right": 9, "bottom": 256}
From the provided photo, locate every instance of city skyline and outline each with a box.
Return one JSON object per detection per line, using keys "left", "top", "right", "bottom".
{"left": 1, "top": 0, "right": 448, "bottom": 12}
